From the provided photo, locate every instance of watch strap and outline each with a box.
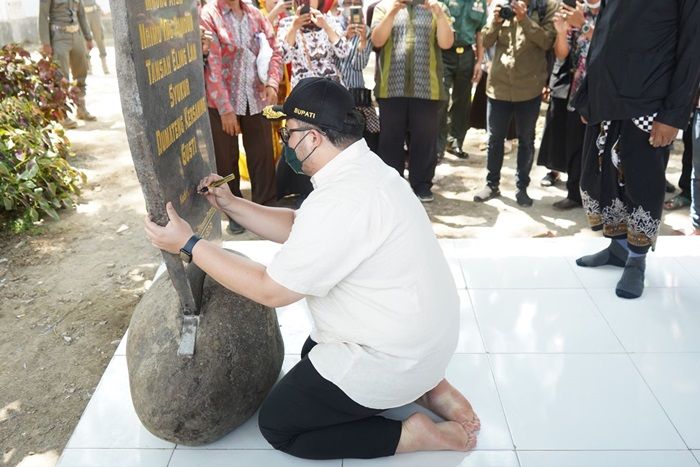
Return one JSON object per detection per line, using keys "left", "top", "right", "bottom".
{"left": 180, "top": 235, "right": 201, "bottom": 262}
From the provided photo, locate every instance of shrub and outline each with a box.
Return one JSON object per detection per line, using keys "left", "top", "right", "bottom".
{"left": 0, "top": 43, "right": 78, "bottom": 121}
{"left": 0, "top": 44, "right": 86, "bottom": 232}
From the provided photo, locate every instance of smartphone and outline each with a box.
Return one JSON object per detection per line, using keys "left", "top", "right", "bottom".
{"left": 349, "top": 5, "right": 363, "bottom": 25}
{"left": 562, "top": 0, "right": 576, "bottom": 7}
{"left": 297, "top": 0, "right": 310, "bottom": 14}
{"left": 412, "top": 0, "right": 425, "bottom": 5}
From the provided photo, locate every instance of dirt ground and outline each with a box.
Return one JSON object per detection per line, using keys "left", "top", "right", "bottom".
{"left": 0, "top": 47, "right": 690, "bottom": 467}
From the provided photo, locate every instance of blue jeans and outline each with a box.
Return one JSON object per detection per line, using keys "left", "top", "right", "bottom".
{"left": 486, "top": 96, "right": 542, "bottom": 190}
{"left": 691, "top": 109, "right": 700, "bottom": 229}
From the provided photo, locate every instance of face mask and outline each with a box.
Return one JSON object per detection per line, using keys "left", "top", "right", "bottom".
{"left": 283, "top": 131, "right": 318, "bottom": 175}
{"left": 584, "top": 0, "right": 600, "bottom": 8}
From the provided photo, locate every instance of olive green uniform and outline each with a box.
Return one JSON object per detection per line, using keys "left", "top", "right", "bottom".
{"left": 83, "top": 0, "right": 106, "bottom": 59}
{"left": 38, "top": 0, "right": 95, "bottom": 117}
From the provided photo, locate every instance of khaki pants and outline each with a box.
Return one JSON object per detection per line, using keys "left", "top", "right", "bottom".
{"left": 86, "top": 10, "right": 106, "bottom": 58}
{"left": 51, "top": 29, "right": 89, "bottom": 91}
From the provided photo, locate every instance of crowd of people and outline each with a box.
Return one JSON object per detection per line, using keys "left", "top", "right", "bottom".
{"left": 37, "top": 0, "right": 700, "bottom": 240}
{"left": 195, "top": 0, "right": 699, "bottom": 232}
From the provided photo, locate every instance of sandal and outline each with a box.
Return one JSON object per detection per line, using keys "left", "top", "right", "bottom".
{"left": 664, "top": 194, "right": 691, "bottom": 211}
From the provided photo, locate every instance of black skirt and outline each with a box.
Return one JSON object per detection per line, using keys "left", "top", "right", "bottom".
{"left": 537, "top": 97, "right": 569, "bottom": 172}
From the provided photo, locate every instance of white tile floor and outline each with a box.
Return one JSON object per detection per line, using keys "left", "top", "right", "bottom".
{"left": 57, "top": 237, "right": 700, "bottom": 467}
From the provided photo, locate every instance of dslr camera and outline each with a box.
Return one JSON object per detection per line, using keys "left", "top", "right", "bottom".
{"left": 498, "top": 1, "right": 515, "bottom": 20}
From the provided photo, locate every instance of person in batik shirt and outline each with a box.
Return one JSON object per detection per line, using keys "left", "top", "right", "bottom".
{"left": 201, "top": 0, "right": 283, "bottom": 234}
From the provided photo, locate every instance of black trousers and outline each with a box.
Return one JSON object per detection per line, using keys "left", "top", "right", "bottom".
{"left": 580, "top": 120, "right": 669, "bottom": 254}
{"left": 377, "top": 97, "right": 443, "bottom": 193}
{"left": 564, "top": 110, "right": 587, "bottom": 203}
{"left": 438, "top": 47, "right": 476, "bottom": 153}
{"left": 258, "top": 338, "right": 403, "bottom": 460}
{"left": 486, "top": 96, "right": 542, "bottom": 190}
{"left": 677, "top": 118, "right": 694, "bottom": 199}
{"left": 208, "top": 108, "right": 277, "bottom": 206}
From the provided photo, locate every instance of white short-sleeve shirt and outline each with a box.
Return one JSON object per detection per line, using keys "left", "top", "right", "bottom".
{"left": 267, "top": 139, "right": 459, "bottom": 409}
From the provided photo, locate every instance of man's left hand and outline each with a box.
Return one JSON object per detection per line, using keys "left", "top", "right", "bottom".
{"left": 513, "top": 1, "right": 528, "bottom": 21}
{"left": 144, "top": 202, "right": 194, "bottom": 255}
{"left": 264, "top": 86, "right": 278, "bottom": 106}
{"left": 649, "top": 121, "right": 679, "bottom": 148}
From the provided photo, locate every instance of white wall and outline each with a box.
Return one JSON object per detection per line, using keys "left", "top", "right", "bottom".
{"left": 0, "top": 0, "right": 110, "bottom": 20}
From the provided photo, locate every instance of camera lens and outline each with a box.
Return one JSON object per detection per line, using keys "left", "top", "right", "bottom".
{"left": 499, "top": 4, "right": 514, "bottom": 20}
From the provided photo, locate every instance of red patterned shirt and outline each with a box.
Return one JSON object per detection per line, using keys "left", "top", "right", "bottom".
{"left": 200, "top": 0, "right": 283, "bottom": 116}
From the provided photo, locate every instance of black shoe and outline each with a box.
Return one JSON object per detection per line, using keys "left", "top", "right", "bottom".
{"left": 416, "top": 189, "right": 434, "bottom": 203}
{"left": 226, "top": 219, "right": 245, "bottom": 235}
{"left": 665, "top": 179, "right": 676, "bottom": 193}
{"left": 474, "top": 185, "right": 500, "bottom": 202}
{"left": 553, "top": 198, "right": 581, "bottom": 210}
{"left": 540, "top": 171, "right": 560, "bottom": 187}
{"left": 516, "top": 189, "right": 533, "bottom": 207}
{"left": 446, "top": 139, "right": 469, "bottom": 160}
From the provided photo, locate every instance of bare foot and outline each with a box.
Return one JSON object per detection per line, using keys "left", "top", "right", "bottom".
{"left": 395, "top": 412, "right": 477, "bottom": 454}
{"left": 417, "top": 379, "right": 481, "bottom": 433}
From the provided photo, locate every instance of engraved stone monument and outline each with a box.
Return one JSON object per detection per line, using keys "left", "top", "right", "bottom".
{"left": 110, "top": 0, "right": 284, "bottom": 445}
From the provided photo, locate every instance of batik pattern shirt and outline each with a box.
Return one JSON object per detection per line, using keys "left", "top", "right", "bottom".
{"left": 201, "top": 0, "right": 283, "bottom": 116}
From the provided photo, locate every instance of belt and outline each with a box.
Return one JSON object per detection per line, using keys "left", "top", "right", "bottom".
{"left": 51, "top": 24, "right": 80, "bottom": 33}
{"left": 451, "top": 45, "right": 472, "bottom": 55}
{"left": 83, "top": 5, "right": 98, "bottom": 12}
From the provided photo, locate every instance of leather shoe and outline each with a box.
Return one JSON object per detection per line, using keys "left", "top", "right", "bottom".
{"left": 553, "top": 198, "right": 581, "bottom": 210}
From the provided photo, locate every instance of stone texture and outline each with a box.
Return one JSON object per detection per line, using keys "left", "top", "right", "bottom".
{"left": 126, "top": 265, "right": 284, "bottom": 446}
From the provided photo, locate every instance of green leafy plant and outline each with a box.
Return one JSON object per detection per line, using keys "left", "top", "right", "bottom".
{"left": 0, "top": 44, "right": 86, "bottom": 232}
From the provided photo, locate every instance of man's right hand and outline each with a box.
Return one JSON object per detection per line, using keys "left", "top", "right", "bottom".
{"left": 198, "top": 174, "right": 237, "bottom": 212}
{"left": 41, "top": 43, "right": 52, "bottom": 56}
{"left": 292, "top": 8, "right": 312, "bottom": 29}
{"left": 221, "top": 112, "right": 241, "bottom": 136}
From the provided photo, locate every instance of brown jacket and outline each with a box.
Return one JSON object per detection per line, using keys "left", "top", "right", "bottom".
{"left": 482, "top": 0, "right": 557, "bottom": 102}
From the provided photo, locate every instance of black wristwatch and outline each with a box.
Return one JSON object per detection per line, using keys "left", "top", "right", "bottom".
{"left": 179, "top": 235, "right": 201, "bottom": 264}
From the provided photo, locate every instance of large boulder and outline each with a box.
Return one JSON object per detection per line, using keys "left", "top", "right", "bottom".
{"left": 126, "top": 267, "right": 284, "bottom": 445}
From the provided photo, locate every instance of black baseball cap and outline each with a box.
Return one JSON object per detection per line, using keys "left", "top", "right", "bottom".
{"left": 263, "top": 77, "right": 355, "bottom": 131}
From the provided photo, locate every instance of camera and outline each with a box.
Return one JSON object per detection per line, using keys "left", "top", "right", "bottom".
{"left": 411, "top": 0, "right": 426, "bottom": 6}
{"left": 498, "top": 2, "right": 515, "bottom": 20}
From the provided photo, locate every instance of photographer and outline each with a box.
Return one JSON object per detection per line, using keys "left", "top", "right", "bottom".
{"left": 371, "top": 0, "right": 455, "bottom": 203}
{"left": 333, "top": 0, "right": 380, "bottom": 151}
{"left": 277, "top": 0, "right": 351, "bottom": 87}
{"left": 473, "top": 0, "right": 557, "bottom": 207}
